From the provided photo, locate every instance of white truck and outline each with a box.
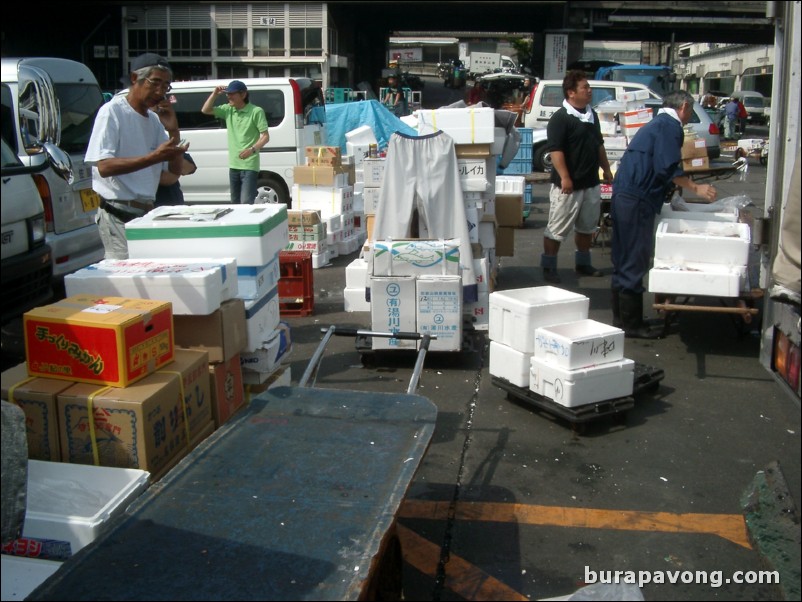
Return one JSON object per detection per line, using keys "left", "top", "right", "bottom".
{"left": 463, "top": 52, "right": 518, "bottom": 78}
{"left": 757, "top": 0, "right": 800, "bottom": 401}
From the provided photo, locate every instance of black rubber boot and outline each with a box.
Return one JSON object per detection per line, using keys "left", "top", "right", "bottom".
{"left": 611, "top": 288, "right": 622, "bottom": 328}
{"left": 619, "top": 291, "right": 662, "bottom": 339}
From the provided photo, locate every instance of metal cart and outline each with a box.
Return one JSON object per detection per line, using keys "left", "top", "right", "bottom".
{"left": 29, "top": 328, "right": 438, "bottom": 601}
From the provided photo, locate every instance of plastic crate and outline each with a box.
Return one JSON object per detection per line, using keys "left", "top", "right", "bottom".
{"left": 278, "top": 251, "right": 315, "bottom": 317}
{"left": 499, "top": 157, "right": 531, "bottom": 175}
{"left": 525, "top": 184, "right": 532, "bottom": 204}
{"left": 514, "top": 144, "right": 533, "bottom": 161}
{"left": 324, "top": 88, "right": 353, "bottom": 104}
{"left": 517, "top": 127, "right": 534, "bottom": 146}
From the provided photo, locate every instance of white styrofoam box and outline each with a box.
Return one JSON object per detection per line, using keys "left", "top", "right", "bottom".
{"left": 293, "top": 184, "right": 354, "bottom": 219}
{"left": 371, "top": 239, "right": 462, "bottom": 278}
{"left": 619, "top": 108, "right": 652, "bottom": 127}
{"left": 600, "top": 121, "right": 618, "bottom": 136}
{"left": 240, "top": 326, "right": 290, "bottom": 374}
{"left": 370, "top": 275, "right": 418, "bottom": 350}
{"left": 618, "top": 89, "right": 651, "bottom": 103}
{"left": 491, "top": 126, "right": 506, "bottom": 155}
{"left": 362, "top": 158, "right": 386, "bottom": 187}
{"left": 344, "top": 287, "right": 371, "bottom": 312}
{"left": 302, "top": 123, "right": 325, "bottom": 148}
{"left": 465, "top": 292, "right": 490, "bottom": 330}
{"left": 1, "top": 555, "right": 63, "bottom": 601}
{"left": 243, "top": 286, "right": 280, "bottom": 351}
{"left": 337, "top": 234, "right": 361, "bottom": 257}
{"left": 237, "top": 255, "right": 280, "bottom": 301}
{"left": 654, "top": 219, "right": 751, "bottom": 266}
{"left": 529, "top": 357, "right": 635, "bottom": 407}
{"left": 479, "top": 220, "right": 496, "bottom": 249}
{"left": 534, "top": 319, "right": 625, "bottom": 370}
{"left": 473, "top": 256, "right": 491, "bottom": 291}
{"left": 345, "top": 124, "right": 377, "bottom": 144}
{"left": 352, "top": 181, "right": 364, "bottom": 195}
{"left": 416, "top": 107, "right": 496, "bottom": 144}
{"left": 351, "top": 191, "right": 364, "bottom": 213}
{"left": 22, "top": 460, "right": 149, "bottom": 555}
{"left": 65, "top": 257, "right": 238, "bottom": 316}
{"left": 489, "top": 340, "right": 532, "bottom": 387}
{"left": 603, "top": 135, "right": 628, "bottom": 150}
{"left": 495, "top": 175, "right": 526, "bottom": 195}
{"left": 325, "top": 213, "right": 343, "bottom": 233}
{"left": 416, "top": 275, "right": 463, "bottom": 352}
{"left": 489, "top": 287, "right": 589, "bottom": 354}
{"left": 355, "top": 167, "right": 365, "bottom": 183}
{"left": 363, "top": 187, "right": 381, "bottom": 214}
{"left": 458, "top": 158, "right": 491, "bottom": 192}
{"left": 126, "top": 204, "right": 288, "bottom": 268}
{"left": 658, "top": 204, "right": 738, "bottom": 223}
{"left": 466, "top": 206, "right": 480, "bottom": 244}
{"left": 346, "top": 141, "right": 371, "bottom": 167}
{"left": 311, "top": 250, "right": 331, "bottom": 269}
{"left": 648, "top": 261, "right": 748, "bottom": 297}
{"left": 346, "top": 256, "right": 370, "bottom": 288}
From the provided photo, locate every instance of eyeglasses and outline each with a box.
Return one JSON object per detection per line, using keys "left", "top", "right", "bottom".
{"left": 142, "top": 77, "right": 172, "bottom": 92}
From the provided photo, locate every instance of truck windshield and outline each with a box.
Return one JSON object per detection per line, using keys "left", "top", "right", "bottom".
{"left": 54, "top": 83, "right": 104, "bottom": 154}
{"left": 608, "top": 68, "right": 672, "bottom": 96}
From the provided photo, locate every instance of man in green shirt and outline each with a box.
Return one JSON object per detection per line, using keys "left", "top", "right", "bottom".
{"left": 202, "top": 80, "right": 269, "bottom": 204}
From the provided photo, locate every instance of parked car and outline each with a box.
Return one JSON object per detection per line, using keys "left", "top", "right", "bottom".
{"left": 531, "top": 94, "right": 720, "bottom": 172}
{"left": 1, "top": 137, "right": 53, "bottom": 355}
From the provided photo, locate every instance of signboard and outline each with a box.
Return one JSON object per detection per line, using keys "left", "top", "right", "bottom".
{"left": 93, "top": 45, "right": 106, "bottom": 59}
{"left": 544, "top": 34, "right": 568, "bottom": 80}
{"left": 390, "top": 48, "right": 423, "bottom": 63}
{"left": 258, "top": 16, "right": 277, "bottom": 26}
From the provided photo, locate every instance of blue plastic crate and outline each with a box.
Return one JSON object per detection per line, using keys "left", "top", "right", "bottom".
{"left": 325, "top": 88, "right": 353, "bottom": 104}
{"left": 500, "top": 157, "right": 531, "bottom": 175}
{"left": 524, "top": 184, "right": 532, "bottom": 204}
{"left": 517, "top": 127, "right": 534, "bottom": 146}
{"left": 514, "top": 144, "right": 533, "bottom": 161}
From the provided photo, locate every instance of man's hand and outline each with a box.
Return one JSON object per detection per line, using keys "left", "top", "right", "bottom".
{"left": 602, "top": 169, "right": 614, "bottom": 184}
{"left": 152, "top": 99, "right": 179, "bottom": 133}
{"left": 560, "top": 176, "right": 574, "bottom": 195}
{"left": 154, "top": 138, "right": 189, "bottom": 162}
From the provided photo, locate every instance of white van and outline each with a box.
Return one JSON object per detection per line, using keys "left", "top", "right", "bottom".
{"left": 166, "top": 78, "right": 325, "bottom": 205}
{"left": 1, "top": 58, "right": 105, "bottom": 282}
{"left": 730, "top": 90, "right": 767, "bottom": 124}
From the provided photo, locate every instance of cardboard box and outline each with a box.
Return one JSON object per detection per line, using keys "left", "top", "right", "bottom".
{"left": 495, "top": 195, "right": 524, "bottom": 227}
{"left": 286, "top": 209, "right": 323, "bottom": 227}
{"left": 305, "top": 145, "right": 341, "bottom": 166}
{"left": 416, "top": 276, "right": 463, "bottom": 352}
{"left": 293, "top": 165, "right": 349, "bottom": 187}
{"left": 1, "top": 363, "right": 71, "bottom": 461}
{"left": 495, "top": 227, "right": 515, "bottom": 256}
{"left": 682, "top": 138, "right": 708, "bottom": 159}
{"left": 173, "top": 298, "right": 247, "bottom": 363}
{"left": 455, "top": 144, "right": 493, "bottom": 157}
{"left": 370, "top": 276, "right": 418, "bottom": 350}
{"left": 149, "top": 419, "right": 215, "bottom": 484}
{"left": 209, "top": 354, "right": 245, "bottom": 428}
{"left": 57, "top": 373, "right": 188, "bottom": 474}
{"left": 682, "top": 156, "right": 710, "bottom": 172}
{"left": 24, "top": 295, "right": 174, "bottom": 388}
{"left": 65, "top": 258, "right": 238, "bottom": 316}
{"left": 157, "top": 348, "right": 213, "bottom": 441}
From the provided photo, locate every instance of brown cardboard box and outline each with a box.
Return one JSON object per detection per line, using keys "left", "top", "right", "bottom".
{"left": 287, "top": 209, "right": 323, "bottom": 227}
{"left": 293, "top": 165, "right": 350, "bottom": 187}
{"left": 455, "top": 143, "right": 492, "bottom": 158}
{"left": 209, "top": 354, "right": 245, "bottom": 428}
{"left": 1, "top": 362, "right": 72, "bottom": 461}
{"left": 149, "top": 419, "right": 215, "bottom": 483}
{"left": 304, "top": 145, "right": 341, "bottom": 166}
{"left": 496, "top": 227, "right": 515, "bottom": 256}
{"left": 682, "top": 137, "right": 708, "bottom": 159}
{"left": 157, "top": 348, "right": 212, "bottom": 442}
{"left": 57, "top": 372, "right": 188, "bottom": 474}
{"left": 24, "top": 295, "right": 174, "bottom": 387}
{"left": 682, "top": 156, "right": 710, "bottom": 172}
{"left": 495, "top": 195, "right": 524, "bottom": 227}
{"left": 173, "top": 298, "right": 247, "bottom": 363}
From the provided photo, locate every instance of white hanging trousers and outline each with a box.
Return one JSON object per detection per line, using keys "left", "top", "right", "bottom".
{"left": 372, "top": 131, "right": 478, "bottom": 302}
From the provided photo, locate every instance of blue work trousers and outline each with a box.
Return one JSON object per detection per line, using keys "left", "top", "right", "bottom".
{"left": 611, "top": 191, "right": 658, "bottom": 294}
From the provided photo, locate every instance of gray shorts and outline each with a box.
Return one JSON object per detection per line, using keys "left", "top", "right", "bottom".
{"left": 544, "top": 184, "right": 602, "bottom": 241}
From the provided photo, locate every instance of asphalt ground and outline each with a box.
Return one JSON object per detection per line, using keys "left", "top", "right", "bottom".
{"left": 279, "top": 145, "right": 800, "bottom": 601}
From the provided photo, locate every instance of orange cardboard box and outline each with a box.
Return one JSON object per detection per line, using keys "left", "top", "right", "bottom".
{"left": 24, "top": 295, "right": 173, "bottom": 388}
{"left": 209, "top": 354, "right": 245, "bottom": 428}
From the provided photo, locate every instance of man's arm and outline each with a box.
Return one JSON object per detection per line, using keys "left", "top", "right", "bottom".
{"left": 96, "top": 140, "right": 185, "bottom": 178}
{"left": 672, "top": 176, "right": 717, "bottom": 202}
{"left": 202, "top": 86, "right": 225, "bottom": 115}
{"left": 598, "top": 145, "right": 613, "bottom": 183}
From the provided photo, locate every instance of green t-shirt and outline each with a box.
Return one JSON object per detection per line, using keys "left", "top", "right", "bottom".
{"left": 213, "top": 102, "right": 269, "bottom": 171}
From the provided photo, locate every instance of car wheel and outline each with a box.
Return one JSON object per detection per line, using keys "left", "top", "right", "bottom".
{"left": 534, "top": 144, "right": 553, "bottom": 172}
{"left": 255, "top": 175, "right": 290, "bottom": 207}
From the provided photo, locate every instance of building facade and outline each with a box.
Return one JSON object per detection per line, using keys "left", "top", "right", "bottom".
{"left": 676, "top": 43, "right": 774, "bottom": 98}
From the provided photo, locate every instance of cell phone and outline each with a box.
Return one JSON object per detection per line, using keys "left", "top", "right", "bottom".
{"left": 179, "top": 139, "right": 188, "bottom": 147}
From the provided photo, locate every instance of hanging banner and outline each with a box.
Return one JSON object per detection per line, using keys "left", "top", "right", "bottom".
{"left": 544, "top": 34, "right": 568, "bottom": 80}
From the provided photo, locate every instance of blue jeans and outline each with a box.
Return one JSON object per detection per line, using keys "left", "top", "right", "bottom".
{"left": 229, "top": 169, "right": 258, "bottom": 204}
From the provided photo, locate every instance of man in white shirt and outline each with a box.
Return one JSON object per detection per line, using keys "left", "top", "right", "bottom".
{"left": 86, "top": 53, "right": 188, "bottom": 259}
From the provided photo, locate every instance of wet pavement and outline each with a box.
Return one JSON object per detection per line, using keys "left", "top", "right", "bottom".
{"left": 280, "top": 152, "right": 800, "bottom": 600}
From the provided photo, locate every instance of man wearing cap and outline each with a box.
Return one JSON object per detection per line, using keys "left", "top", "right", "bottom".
{"left": 202, "top": 80, "right": 269, "bottom": 204}
{"left": 86, "top": 52, "right": 188, "bottom": 259}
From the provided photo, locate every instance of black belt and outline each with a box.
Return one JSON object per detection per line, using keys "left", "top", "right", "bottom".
{"left": 100, "top": 199, "right": 153, "bottom": 224}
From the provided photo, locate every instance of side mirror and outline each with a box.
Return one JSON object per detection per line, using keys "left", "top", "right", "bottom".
{"left": 41, "top": 141, "right": 74, "bottom": 184}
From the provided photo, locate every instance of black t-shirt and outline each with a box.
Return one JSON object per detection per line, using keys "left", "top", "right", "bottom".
{"left": 547, "top": 106, "right": 604, "bottom": 189}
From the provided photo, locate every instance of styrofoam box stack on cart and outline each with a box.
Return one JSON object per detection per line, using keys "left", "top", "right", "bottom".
{"left": 64, "top": 257, "right": 238, "bottom": 315}
{"left": 529, "top": 320, "right": 634, "bottom": 407}
{"left": 488, "top": 287, "right": 589, "bottom": 387}
{"left": 649, "top": 218, "right": 752, "bottom": 297}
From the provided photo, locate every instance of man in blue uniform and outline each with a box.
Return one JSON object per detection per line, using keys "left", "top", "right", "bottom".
{"left": 610, "top": 90, "right": 717, "bottom": 338}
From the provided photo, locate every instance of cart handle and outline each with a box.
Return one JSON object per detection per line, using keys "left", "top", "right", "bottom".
{"left": 319, "top": 326, "right": 437, "bottom": 341}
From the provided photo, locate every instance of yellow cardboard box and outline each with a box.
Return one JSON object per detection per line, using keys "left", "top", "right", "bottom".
{"left": 24, "top": 295, "right": 173, "bottom": 388}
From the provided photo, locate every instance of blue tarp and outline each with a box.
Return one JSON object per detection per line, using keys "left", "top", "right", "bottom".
{"left": 324, "top": 100, "right": 417, "bottom": 153}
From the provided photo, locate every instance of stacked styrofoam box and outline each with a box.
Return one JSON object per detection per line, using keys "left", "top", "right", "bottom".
{"left": 64, "top": 257, "right": 238, "bottom": 316}
{"left": 343, "top": 255, "right": 370, "bottom": 312}
{"left": 495, "top": 175, "right": 527, "bottom": 195}
{"left": 488, "top": 287, "right": 589, "bottom": 387}
{"left": 529, "top": 320, "right": 634, "bottom": 407}
{"left": 240, "top": 321, "right": 292, "bottom": 380}
{"left": 416, "top": 107, "right": 495, "bottom": 144}
{"left": 465, "top": 253, "right": 494, "bottom": 330}
{"left": 649, "top": 218, "right": 751, "bottom": 297}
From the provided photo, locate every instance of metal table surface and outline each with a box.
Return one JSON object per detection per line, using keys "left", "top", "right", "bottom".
{"left": 28, "top": 386, "right": 438, "bottom": 601}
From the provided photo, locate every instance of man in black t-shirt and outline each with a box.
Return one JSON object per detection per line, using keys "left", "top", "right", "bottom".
{"left": 540, "top": 71, "right": 613, "bottom": 283}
